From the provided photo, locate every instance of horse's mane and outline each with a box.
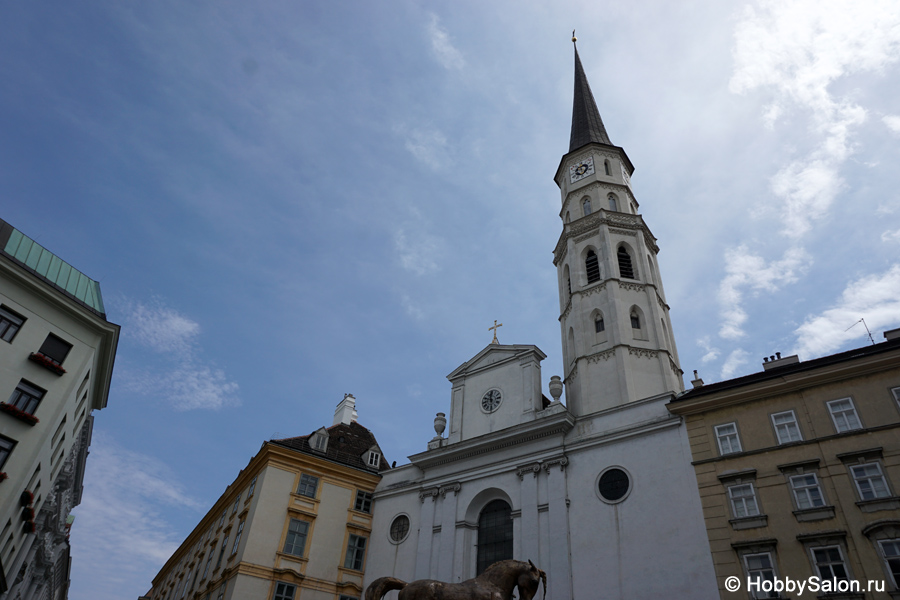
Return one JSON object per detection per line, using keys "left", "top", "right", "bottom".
{"left": 477, "top": 559, "right": 524, "bottom": 578}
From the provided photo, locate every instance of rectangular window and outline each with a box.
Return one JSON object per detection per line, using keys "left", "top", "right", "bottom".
{"left": 232, "top": 494, "right": 241, "bottom": 515}
{"left": 282, "top": 519, "right": 309, "bottom": 557}
{"left": 893, "top": 387, "right": 900, "bottom": 411}
{"left": 216, "top": 582, "right": 227, "bottom": 600}
{"left": 7, "top": 380, "right": 45, "bottom": 414}
{"left": 355, "top": 491, "right": 373, "bottom": 513}
{"left": 37, "top": 333, "right": 72, "bottom": 366}
{"left": 368, "top": 452, "right": 380, "bottom": 468}
{"left": 344, "top": 534, "right": 367, "bottom": 571}
{"left": 273, "top": 582, "right": 296, "bottom": 600}
{"left": 715, "top": 423, "right": 742, "bottom": 455}
{"left": 790, "top": 474, "right": 826, "bottom": 509}
{"left": 180, "top": 569, "right": 192, "bottom": 599}
{"left": 0, "top": 435, "right": 15, "bottom": 469}
{"left": 728, "top": 483, "right": 760, "bottom": 518}
{"left": 771, "top": 410, "right": 802, "bottom": 444}
{"left": 297, "top": 474, "right": 318, "bottom": 498}
{"left": 218, "top": 510, "right": 226, "bottom": 528}
{"left": 743, "top": 553, "right": 778, "bottom": 599}
{"left": 215, "top": 535, "right": 229, "bottom": 569}
{"left": 851, "top": 462, "right": 891, "bottom": 500}
{"left": 231, "top": 520, "right": 244, "bottom": 555}
{"left": 202, "top": 552, "right": 213, "bottom": 579}
{"left": 812, "top": 546, "right": 849, "bottom": 580}
{"left": 879, "top": 540, "right": 900, "bottom": 588}
{"left": 0, "top": 306, "right": 25, "bottom": 342}
{"left": 247, "top": 476, "right": 257, "bottom": 498}
{"left": 827, "top": 398, "right": 862, "bottom": 432}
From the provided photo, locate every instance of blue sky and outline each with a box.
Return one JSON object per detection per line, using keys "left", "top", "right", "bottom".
{"left": 2, "top": 1, "right": 900, "bottom": 598}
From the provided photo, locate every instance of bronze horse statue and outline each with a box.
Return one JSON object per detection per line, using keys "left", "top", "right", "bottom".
{"left": 365, "top": 559, "right": 547, "bottom": 600}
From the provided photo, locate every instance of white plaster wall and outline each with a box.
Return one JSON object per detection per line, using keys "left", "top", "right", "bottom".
{"left": 307, "top": 480, "right": 353, "bottom": 580}
{"left": 241, "top": 465, "right": 293, "bottom": 565}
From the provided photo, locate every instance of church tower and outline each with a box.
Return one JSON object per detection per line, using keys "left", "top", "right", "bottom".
{"left": 554, "top": 41, "right": 683, "bottom": 415}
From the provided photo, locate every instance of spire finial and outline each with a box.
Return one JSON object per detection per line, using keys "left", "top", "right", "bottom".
{"left": 572, "top": 30, "right": 577, "bottom": 43}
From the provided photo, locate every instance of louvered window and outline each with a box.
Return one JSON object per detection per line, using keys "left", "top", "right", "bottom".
{"left": 594, "top": 317, "right": 605, "bottom": 333}
{"left": 617, "top": 247, "right": 635, "bottom": 279}
{"left": 585, "top": 251, "right": 600, "bottom": 283}
{"left": 630, "top": 312, "right": 641, "bottom": 329}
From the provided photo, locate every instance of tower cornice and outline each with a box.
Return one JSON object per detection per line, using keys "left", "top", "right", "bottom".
{"left": 554, "top": 142, "right": 634, "bottom": 188}
{"left": 552, "top": 211, "right": 659, "bottom": 266}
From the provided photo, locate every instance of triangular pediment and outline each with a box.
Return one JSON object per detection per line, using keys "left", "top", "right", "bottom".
{"left": 447, "top": 344, "right": 546, "bottom": 383}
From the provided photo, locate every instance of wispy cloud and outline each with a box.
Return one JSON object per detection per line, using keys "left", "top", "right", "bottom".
{"left": 395, "top": 123, "right": 450, "bottom": 170}
{"left": 884, "top": 115, "right": 900, "bottom": 134}
{"left": 117, "top": 298, "right": 240, "bottom": 410}
{"left": 721, "top": 348, "right": 749, "bottom": 379}
{"left": 730, "top": 0, "right": 900, "bottom": 237}
{"left": 697, "top": 336, "right": 720, "bottom": 363}
{"left": 882, "top": 229, "right": 900, "bottom": 243}
{"left": 717, "top": 245, "right": 811, "bottom": 339}
{"left": 427, "top": 14, "right": 465, "bottom": 70}
{"left": 394, "top": 228, "right": 441, "bottom": 276}
{"left": 792, "top": 264, "right": 900, "bottom": 358}
{"left": 70, "top": 434, "right": 204, "bottom": 600}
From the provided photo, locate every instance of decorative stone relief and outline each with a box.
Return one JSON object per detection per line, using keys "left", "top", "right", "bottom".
{"left": 586, "top": 348, "right": 616, "bottom": 363}
{"left": 669, "top": 356, "right": 682, "bottom": 376}
{"left": 608, "top": 228, "right": 637, "bottom": 237}
{"left": 516, "top": 463, "right": 542, "bottom": 480}
{"left": 564, "top": 364, "right": 578, "bottom": 385}
{"left": 628, "top": 348, "right": 659, "bottom": 359}
{"left": 579, "top": 282, "right": 606, "bottom": 297}
{"left": 543, "top": 457, "right": 569, "bottom": 472}
{"left": 418, "top": 488, "right": 440, "bottom": 502}
{"left": 573, "top": 229, "right": 599, "bottom": 245}
{"left": 439, "top": 482, "right": 461, "bottom": 497}
{"left": 617, "top": 281, "right": 645, "bottom": 292}
{"left": 559, "top": 300, "right": 572, "bottom": 322}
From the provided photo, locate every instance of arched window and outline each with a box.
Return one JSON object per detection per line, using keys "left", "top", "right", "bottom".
{"left": 595, "top": 315, "right": 605, "bottom": 333}
{"left": 585, "top": 250, "right": 600, "bottom": 284}
{"left": 630, "top": 310, "right": 641, "bottom": 329}
{"left": 582, "top": 197, "right": 592, "bottom": 216}
{"left": 477, "top": 500, "right": 512, "bottom": 575}
{"left": 604, "top": 160, "right": 611, "bottom": 176}
{"left": 608, "top": 194, "right": 618, "bottom": 212}
{"left": 646, "top": 255, "right": 655, "bottom": 285}
{"left": 563, "top": 264, "right": 571, "bottom": 299}
{"left": 567, "top": 328, "right": 576, "bottom": 364}
{"left": 618, "top": 246, "right": 635, "bottom": 279}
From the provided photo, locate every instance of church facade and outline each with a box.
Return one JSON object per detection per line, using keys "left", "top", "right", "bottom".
{"left": 363, "top": 44, "right": 718, "bottom": 600}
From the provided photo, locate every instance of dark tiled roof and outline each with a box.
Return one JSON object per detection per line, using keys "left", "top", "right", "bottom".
{"left": 672, "top": 337, "right": 900, "bottom": 403}
{"left": 272, "top": 421, "right": 390, "bottom": 473}
{"left": 569, "top": 44, "right": 612, "bottom": 152}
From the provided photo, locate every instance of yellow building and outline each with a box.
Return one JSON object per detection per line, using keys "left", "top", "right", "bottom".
{"left": 142, "top": 395, "right": 388, "bottom": 600}
{"left": 668, "top": 330, "right": 900, "bottom": 599}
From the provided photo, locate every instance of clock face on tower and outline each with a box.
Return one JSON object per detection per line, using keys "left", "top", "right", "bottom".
{"left": 481, "top": 389, "right": 502, "bottom": 413}
{"left": 569, "top": 156, "right": 595, "bottom": 183}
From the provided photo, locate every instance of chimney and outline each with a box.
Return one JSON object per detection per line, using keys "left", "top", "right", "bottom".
{"left": 885, "top": 328, "right": 900, "bottom": 341}
{"left": 762, "top": 352, "right": 800, "bottom": 371}
{"left": 333, "top": 393, "right": 359, "bottom": 426}
{"left": 690, "top": 369, "right": 704, "bottom": 388}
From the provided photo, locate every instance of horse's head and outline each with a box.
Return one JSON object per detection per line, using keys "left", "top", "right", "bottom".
{"left": 516, "top": 560, "right": 547, "bottom": 600}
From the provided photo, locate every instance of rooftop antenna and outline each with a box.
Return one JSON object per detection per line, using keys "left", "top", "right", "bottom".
{"left": 845, "top": 318, "right": 875, "bottom": 345}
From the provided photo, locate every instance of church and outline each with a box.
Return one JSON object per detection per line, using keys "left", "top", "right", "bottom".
{"left": 362, "top": 42, "right": 719, "bottom": 600}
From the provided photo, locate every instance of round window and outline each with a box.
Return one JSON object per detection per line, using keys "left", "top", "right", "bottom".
{"left": 389, "top": 514, "right": 410, "bottom": 543}
{"left": 596, "top": 467, "right": 631, "bottom": 503}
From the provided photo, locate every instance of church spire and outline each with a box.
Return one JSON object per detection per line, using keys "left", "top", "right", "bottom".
{"left": 569, "top": 39, "right": 611, "bottom": 152}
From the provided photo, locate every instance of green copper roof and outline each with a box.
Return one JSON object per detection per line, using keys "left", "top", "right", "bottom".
{"left": 0, "top": 219, "right": 106, "bottom": 317}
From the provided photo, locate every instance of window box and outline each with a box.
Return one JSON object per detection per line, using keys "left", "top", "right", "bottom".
{"left": 28, "top": 352, "right": 66, "bottom": 375}
{"left": 0, "top": 402, "right": 39, "bottom": 425}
